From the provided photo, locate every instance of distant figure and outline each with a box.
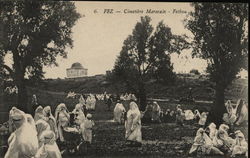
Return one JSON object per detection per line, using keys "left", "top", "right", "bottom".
{"left": 151, "top": 101, "right": 161, "bottom": 123}
{"left": 176, "top": 108, "right": 185, "bottom": 126}
{"left": 141, "top": 101, "right": 153, "bottom": 123}
{"left": 107, "top": 96, "right": 113, "bottom": 111}
{"left": 31, "top": 94, "right": 38, "bottom": 116}
{"left": 198, "top": 112, "right": 208, "bottom": 128}
{"left": 187, "top": 87, "right": 193, "bottom": 99}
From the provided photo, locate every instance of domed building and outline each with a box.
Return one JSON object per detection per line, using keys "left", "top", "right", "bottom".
{"left": 66, "top": 62, "right": 88, "bottom": 78}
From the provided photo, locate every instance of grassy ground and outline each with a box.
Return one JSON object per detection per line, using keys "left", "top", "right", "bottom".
{"left": 0, "top": 98, "right": 246, "bottom": 158}
{"left": 61, "top": 100, "right": 245, "bottom": 158}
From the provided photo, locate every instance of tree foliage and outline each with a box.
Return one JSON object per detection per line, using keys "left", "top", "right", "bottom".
{"left": 111, "top": 16, "right": 189, "bottom": 109}
{"left": 0, "top": 0, "right": 81, "bottom": 112}
{"left": 185, "top": 3, "right": 248, "bottom": 124}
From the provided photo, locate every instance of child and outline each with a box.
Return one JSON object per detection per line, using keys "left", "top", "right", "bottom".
{"left": 81, "top": 114, "right": 95, "bottom": 145}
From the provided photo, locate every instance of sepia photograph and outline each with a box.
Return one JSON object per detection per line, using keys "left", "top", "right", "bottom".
{"left": 0, "top": 1, "right": 248, "bottom": 158}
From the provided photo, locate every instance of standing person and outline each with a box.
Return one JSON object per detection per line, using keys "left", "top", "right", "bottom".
{"left": 234, "top": 99, "right": 248, "bottom": 140}
{"left": 54, "top": 103, "right": 70, "bottom": 142}
{"left": 80, "top": 114, "right": 94, "bottom": 145}
{"left": 151, "top": 101, "right": 161, "bottom": 123}
{"left": 34, "top": 106, "right": 45, "bottom": 122}
{"left": 107, "top": 95, "right": 113, "bottom": 111}
{"left": 113, "top": 100, "right": 126, "bottom": 124}
{"left": 79, "top": 95, "right": 86, "bottom": 106}
{"left": 43, "top": 106, "right": 58, "bottom": 140}
{"left": 125, "top": 101, "right": 142, "bottom": 147}
{"left": 141, "top": 101, "right": 153, "bottom": 123}
{"left": 31, "top": 94, "right": 39, "bottom": 116}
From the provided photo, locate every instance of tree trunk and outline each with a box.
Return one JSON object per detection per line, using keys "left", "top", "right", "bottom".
{"left": 13, "top": 53, "right": 29, "bottom": 113}
{"left": 207, "top": 83, "right": 227, "bottom": 125}
{"left": 138, "top": 82, "right": 147, "bottom": 111}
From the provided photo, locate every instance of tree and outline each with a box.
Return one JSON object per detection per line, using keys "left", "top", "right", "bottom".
{"left": 185, "top": 3, "right": 248, "bottom": 124}
{"left": 111, "top": 16, "right": 188, "bottom": 110}
{"left": 0, "top": 1, "right": 81, "bottom": 113}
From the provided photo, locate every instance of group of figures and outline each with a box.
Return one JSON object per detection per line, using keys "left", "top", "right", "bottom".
{"left": 189, "top": 124, "right": 248, "bottom": 157}
{"left": 113, "top": 100, "right": 142, "bottom": 146}
{"left": 1, "top": 93, "right": 248, "bottom": 158}
{"left": 4, "top": 86, "right": 18, "bottom": 95}
{"left": 112, "top": 98, "right": 248, "bottom": 157}
{"left": 3, "top": 101, "right": 95, "bottom": 158}
{"left": 140, "top": 101, "right": 209, "bottom": 127}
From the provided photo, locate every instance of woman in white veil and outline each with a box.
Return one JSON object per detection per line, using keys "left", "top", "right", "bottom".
{"left": 43, "top": 106, "right": 58, "bottom": 139}
{"left": 55, "top": 103, "right": 70, "bottom": 142}
{"left": 125, "top": 101, "right": 142, "bottom": 146}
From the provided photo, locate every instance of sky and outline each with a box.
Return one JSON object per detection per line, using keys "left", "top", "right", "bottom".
{"left": 3, "top": 2, "right": 247, "bottom": 79}
{"left": 42, "top": 2, "right": 209, "bottom": 78}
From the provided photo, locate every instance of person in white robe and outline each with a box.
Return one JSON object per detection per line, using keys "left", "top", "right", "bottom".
{"left": 90, "top": 94, "right": 96, "bottom": 110}
{"left": 189, "top": 128, "right": 224, "bottom": 155}
{"left": 55, "top": 103, "right": 70, "bottom": 142}
{"left": 198, "top": 112, "right": 208, "bottom": 127}
{"left": 80, "top": 114, "right": 94, "bottom": 144}
{"left": 114, "top": 100, "right": 126, "bottom": 124}
{"left": 207, "top": 122, "right": 217, "bottom": 140}
{"left": 194, "top": 109, "right": 201, "bottom": 122}
{"left": 223, "top": 100, "right": 237, "bottom": 125}
{"left": 5, "top": 107, "right": 38, "bottom": 158}
{"left": 213, "top": 127, "right": 235, "bottom": 152}
{"left": 34, "top": 130, "right": 62, "bottom": 158}
{"left": 36, "top": 119, "right": 51, "bottom": 147}
{"left": 125, "top": 101, "right": 142, "bottom": 145}
{"left": 25, "top": 114, "right": 36, "bottom": 131}
{"left": 231, "top": 131, "right": 248, "bottom": 157}
{"left": 184, "top": 110, "right": 195, "bottom": 121}
{"left": 79, "top": 95, "right": 86, "bottom": 105}
{"left": 176, "top": 108, "right": 185, "bottom": 126}
{"left": 86, "top": 96, "right": 92, "bottom": 110}
{"left": 234, "top": 99, "right": 248, "bottom": 140}
{"left": 151, "top": 101, "right": 161, "bottom": 123}
{"left": 43, "top": 106, "right": 58, "bottom": 140}
{"left": 34, "top": 106, "right": 45, "bottom": 122}
{"left": 131, "top": 94, "right": 137, "bottom": 101}
{"left": 72, "top": 103, "right": 86, "bottom": 126}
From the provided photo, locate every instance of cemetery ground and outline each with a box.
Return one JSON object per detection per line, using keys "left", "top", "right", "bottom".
{"left": 0, "top": 76, "right": 247, "bottom": 158}
{"left": 0, "top": 98, "right": 246, "bottom": 158}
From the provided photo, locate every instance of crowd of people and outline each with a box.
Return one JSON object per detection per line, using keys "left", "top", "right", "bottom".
{"left": 3, "top": 100, "right": 96, "bottom": 158}
{"left": 112, "top": 98, "right": 248, "bottom": 156}
{"left": 1, "top": 91, "right": 248, "bottom": 157}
